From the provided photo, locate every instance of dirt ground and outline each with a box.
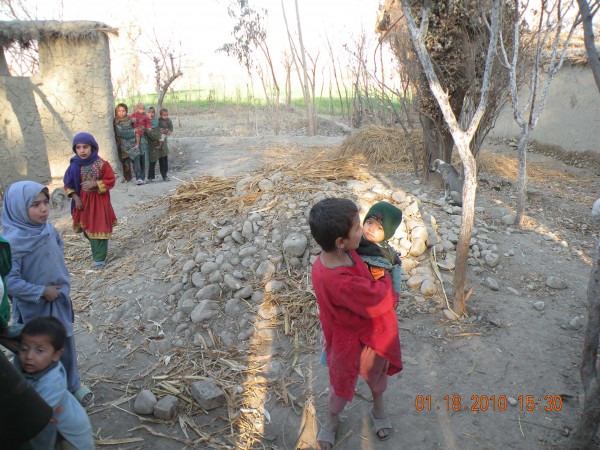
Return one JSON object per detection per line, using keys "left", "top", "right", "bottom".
{"left": 37, "top": 106, "right": 600, "bottom": 449}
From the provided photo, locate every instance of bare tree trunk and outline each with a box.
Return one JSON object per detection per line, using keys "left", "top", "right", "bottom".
{"left": 577, "top": 0, "right": 600, "bottom": 91}
{"left": 515, "top": 131, "right": 529, "bottom": 224}
{"left": 294, "top": 0, "right": 315, "bottom": 135}
{"left": 566, "top": 2, "right": 600, "bottom": 446}
{"left": 567, "top": 237, "right": 600, "bottom": 449}
{"left": 402, "top": 0, "right": 501, "bottom": 315}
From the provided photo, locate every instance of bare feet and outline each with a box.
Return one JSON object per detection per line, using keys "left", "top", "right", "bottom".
{"left": 317, "top": 412, "right": 339, "bottom": 450}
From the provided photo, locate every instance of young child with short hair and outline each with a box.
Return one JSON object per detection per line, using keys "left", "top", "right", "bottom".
{"left": 18, "top": 317, "right": 94, "bottom": 450}
{"left": 64, "top": 132, "right": 117, "bottom": 268}
{"left": 309, "top": 198, "right": 402, "bottom": 449}
{"left": 2, "top": 181, "right": 93, "bottom": 405}
{"left": 130, "top": 102, "right": 152, "bottom": 150}
{"left": 157, "top": 108, "right": 173, "bottom": 150}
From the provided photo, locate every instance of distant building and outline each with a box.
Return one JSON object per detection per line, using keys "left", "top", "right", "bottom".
{"left": 0, "top": 20, "right": 119, "bottom": 194}
{"left": 489, "top": 40, "right": 600, "bottom": 156}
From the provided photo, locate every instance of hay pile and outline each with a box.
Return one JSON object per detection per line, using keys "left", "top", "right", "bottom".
{"left": 338, "top": 125, "right": 422, "bottom": 168}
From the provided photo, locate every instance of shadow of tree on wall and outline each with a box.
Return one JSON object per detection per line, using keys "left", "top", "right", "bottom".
{"left": 1, "top": 77, "right": 50, "bottom": 194}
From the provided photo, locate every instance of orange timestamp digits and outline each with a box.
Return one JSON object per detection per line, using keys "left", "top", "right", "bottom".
{"left": 415, "top": 394, "right": 563, "bottom": 412}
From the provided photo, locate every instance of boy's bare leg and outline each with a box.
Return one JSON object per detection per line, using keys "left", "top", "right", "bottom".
{"left": 371, "top": 391, "right": 392, "bottom": 439}
{"left": 317, "top": 412, "right": 339, "bottom": 450}
{"left": 134, "top": 134, "right": 140, "bottom": 149}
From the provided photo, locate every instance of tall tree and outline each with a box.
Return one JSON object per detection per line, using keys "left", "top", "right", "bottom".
{"left": 566, "top": 2, "right": 600, "bottom": 447}
{"left": 498, "top": 0, "right": 579, "bottom": 226}
{"left": 220, "top": 0, "right": 281, "bottom": 133}
{"left": 401, "top": 0, "right": 501, "bottom": 315}
{"left": 378, "top": 0, "right": 513, "bottom": 177}
{"left": 281, "top": 0, "right": 316, "bottom": 135}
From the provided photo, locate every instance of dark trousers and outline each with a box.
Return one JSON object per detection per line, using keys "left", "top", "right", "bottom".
{"left": 148, "top": 155, "right": 168, "bottom": 180}
{"left": 132, "top": 154, "right": 145, "bottom": 181}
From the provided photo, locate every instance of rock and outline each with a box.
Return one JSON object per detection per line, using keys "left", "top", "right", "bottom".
{"left": 182, "top": 260, "right": 196, "bottom": 273}
{"left": 546, "top": 276, "right": 567, "bottom": 290}
{"left": 191, "top": 272, "right": 205, "bottom": 288}
{"left": 225, "top": 298, "right": 241, "bottom": 317}
{"left": 508, "top": 397, "right": 518, "bottom": 406}
{"left": 239, "top": 245, "right": 259, "bottom": 258}
{"left": 533, "top": 301, "right": 545, "bottom": 311}
{"left": 208, "top": 271, "right": 223, "bottom": 283}
{"left": 436, "top": 259, "right": 455, "bottom": 271}
{"left": 258, "top": 178, "right": 274, "bottom": 191}
{"left": 409, "top": 239, "right": 428, "bottom": 257}
{"left": 231, "top": 230, "right": 244, "bottom": 244}
{"left": 484, "top": 253, "right": 500, "bottom": 268}
{"left": 443, "top": 309, "right": 458, "bottom": 321}
{"left": 501, "top": 214, "right": 516, "bottom": 225}
{"left": 242, "top": 220, "right": 254, "bottom": 240}
{"left": 404, "top": 201, "right": 420, "bottom": 216}
{"left": 282, "top": 233, "right": 308, "bottom": 258}
{"left": 177, "top": 298, "right": 197, "bottom": 315}
{"left": 190, "top": 380, "right": 226, "bottom": 411}
{"left": 264, "top": 280, "right": 285, "bottom": 293}
{"left": 485, "top": 277, "right": 500, "bottom": 291}
{"left": 216, "top": 226, "right": 235, "bottom": 240}
{"left": 506, "top": 287, "right": 520, "bottom": 296}
{"left": 256, "top": 260, "right": 276, "bottom": 280}
{"left": 134, "top": 390, "right": 157, "bottom": 415}
{"left": 168, "top": 282, "right": 184, "bottom": 295}
{"left": 191, "top": 300, "right": 220, "bottom": 323}
{"left": 234, "top": 285, "right": 254, "bottom": 299}
{"left": 420, "top": 279, "right": 437, "bottom": 296}
{"left": 568, "top": 316, "right": 583, "bottom": 330}
{"left": 223, "top": 273, "right": 242, "bottom": 290}
{"left": 195, "top": 284, "right": 221, "bottom": 300}
{"left": 153, "top": 395, "right": 179, "bottom": 420}
{"left": 406, "top": 274, "right": 427, "bottom": 290}
{"left": 195, "top": 251, "right": 209, "bottom": 264}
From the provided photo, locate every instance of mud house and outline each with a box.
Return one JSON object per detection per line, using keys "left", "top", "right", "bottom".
{"left": 489, "top": 42, "right": 600, "bottom": 156}
{"left": 0, "top": 20, "right": 119, "bottom": 193}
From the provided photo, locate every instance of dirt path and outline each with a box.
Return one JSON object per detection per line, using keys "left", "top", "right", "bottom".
{"left": 42, "top": 110, "right": 600, "bottom": 449}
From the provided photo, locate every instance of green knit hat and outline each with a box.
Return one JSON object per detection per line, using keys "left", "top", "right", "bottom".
{"left": 364, "top": 201, "right": 403, "bottom": 240}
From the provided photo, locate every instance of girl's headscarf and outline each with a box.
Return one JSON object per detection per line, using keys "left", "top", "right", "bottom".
{"left": 63, "top": 132, "right": 100, "bottom": 198}
{"left": 1, "top": 181, "right": 52, "bottom": 259}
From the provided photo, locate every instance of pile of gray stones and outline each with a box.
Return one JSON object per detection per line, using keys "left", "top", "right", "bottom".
{"left": 89, "top": 171, "right": 569, "bottom": 419}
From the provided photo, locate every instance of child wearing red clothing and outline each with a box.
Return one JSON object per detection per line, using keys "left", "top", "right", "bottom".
{"left": 130, "top": 102, "right": 152, "bottom": 150}
{"left": 309, "top": 198, "right": 402, "bottom": 449}
{"left": 64, "top": 132, "right": 117, "bottom": 268}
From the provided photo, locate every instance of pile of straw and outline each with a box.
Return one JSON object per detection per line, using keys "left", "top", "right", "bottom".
{"left": 338, "top": 125, "right": 422, "bottom": 166}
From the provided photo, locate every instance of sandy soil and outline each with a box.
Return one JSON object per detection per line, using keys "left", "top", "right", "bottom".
{"left": 38, "top": 107, "right": 600, "bottom": 449}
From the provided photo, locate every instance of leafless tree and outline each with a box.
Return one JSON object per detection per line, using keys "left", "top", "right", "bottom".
{"left": 565, "top": 2, "right": 600, "bottom": 447}
{"left": 0, "top": 0, "right": 39, "bottom": 76}
{"left": 281, "top": 0, "right": 316, "bottom": 135}
{"left": 402, "top": 0, "right": 501, "bottom": 315}
{"left": 220, "top": 0, "right": 281, "bottom": 134}
{"left": 498, "top": 0, "right": 579, "bottom": 227}
{"left": 142, "top": 31, "right": 183, "bottom": 112}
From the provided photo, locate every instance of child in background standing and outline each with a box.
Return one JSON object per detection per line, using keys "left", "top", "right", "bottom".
{"left": 309, "top": 198, "right": 402, "bottom": 449}
{"left": 130, "top": 102, "right": 152, "bottom": 151}
{"left": 63, "top": 132, "right": 117, "bottom": 269}
{"left": 114, "top": 103, "right": 145, "bottom": 185}
{"left": 1, "top": 181, "right": 93, "bottom": 406}
{"left": 157, "top": 108, "right": 173, "bottom": 150}
{"left": 146, "top": 106, "right": 171, "bottom": 182}
{"left": 18, "top": 317, "right": 94, "bottom": 450}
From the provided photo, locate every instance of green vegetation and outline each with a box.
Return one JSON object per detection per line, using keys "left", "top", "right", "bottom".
{"left": 116, "top": 88, "right": 411, "bottom": 117}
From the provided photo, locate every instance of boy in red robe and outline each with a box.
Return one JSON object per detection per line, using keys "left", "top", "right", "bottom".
{"left": 309, "top": 198, "right": 402, "bottom": 449}
{"left": 64, "top": 132, "right": 117, "bottom": 269}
